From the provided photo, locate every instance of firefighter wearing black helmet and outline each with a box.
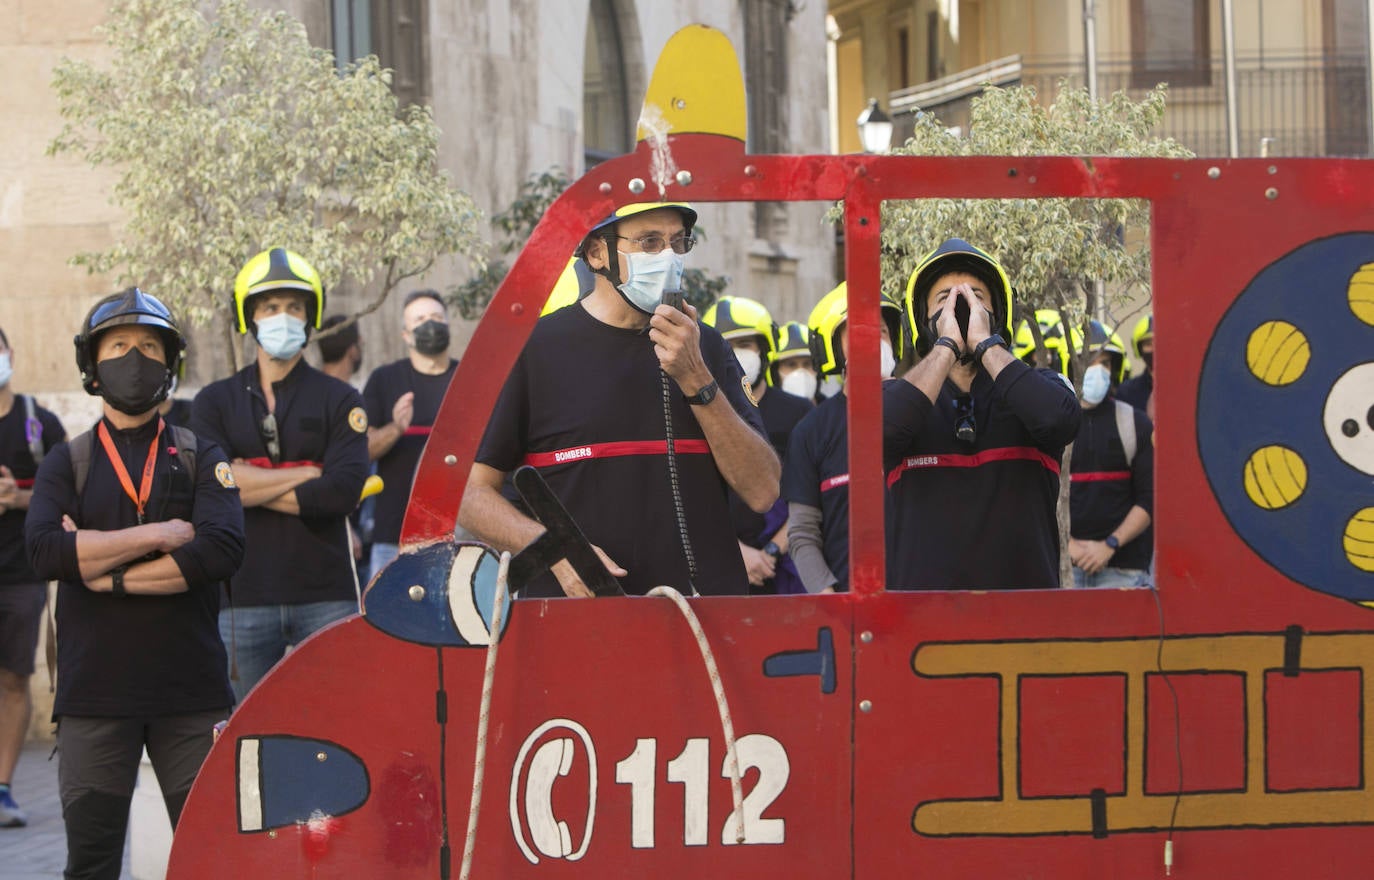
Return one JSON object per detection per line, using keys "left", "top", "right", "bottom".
{"left": 191, "top": 248, "right": 369, "bottom": 701}
{"left": 885, "top": 239, "right": 1080, "bottom": 589}
{"left": 461, "top": 203, "right": 780, "bottom": 597}
{"left": 25, "top": 288, "right": 244, "bottom": 877}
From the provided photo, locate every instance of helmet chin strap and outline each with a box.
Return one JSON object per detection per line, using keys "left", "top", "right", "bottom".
{"left": 590, "top": 233, "right": 623, "bottom": 289}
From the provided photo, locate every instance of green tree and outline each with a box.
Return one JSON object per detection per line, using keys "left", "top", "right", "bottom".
{"left": 48, "top": 0, "right": 485, "bottom": 372}
{"left": 872, "top": 82, "right": 1192, "bottom": 587}
{"left": 452, "top": 167, "right": 729, "bottom": 319}
{"left": 880, "top": 82, "right": 1192, "bottom": 371}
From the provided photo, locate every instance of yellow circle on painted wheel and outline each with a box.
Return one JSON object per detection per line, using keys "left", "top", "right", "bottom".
{"left": 1243, "top": 445, "right": 1307, "bottom": 510}
{"left": 1349, "top": 263, "right": 1374, "bottom": 326}
{"left": 1246, "top": 320, "right": 1310, "bottom": 385}
{"left": 1345, "top": 508, "right": 1374, "bottom": 572}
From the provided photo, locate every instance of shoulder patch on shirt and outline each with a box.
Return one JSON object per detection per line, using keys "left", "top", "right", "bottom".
{"left": 215, "top": 461, "right": 237, "bottom": 489}
{"left": 743, "top": 377, "right": 759, "bottom": 407}
{"left": 348, "top": 406, "right": 368, "bottom": 433}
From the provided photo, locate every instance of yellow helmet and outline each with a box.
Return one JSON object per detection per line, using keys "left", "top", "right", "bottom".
{"left": 701, "top": 296, "right": 775, "bottom": 355}
{"left": 807, "top": 281, "right": 902, "bottom": 377}
{"left": 768, "top": 321, "right": 812, "bottom": 387}
{"left": 1131, "top": 313, "right": 1154, "bottom": 361}
{"left": 1013, "top": 308, "right": 1072, "bottom": 374}
{"left": 233, "top": 248, "right": 325, "bottom": 334}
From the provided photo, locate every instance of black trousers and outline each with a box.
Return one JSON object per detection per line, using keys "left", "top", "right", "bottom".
{"left": 57, "top": 710, "right": 227, "bottom": 880}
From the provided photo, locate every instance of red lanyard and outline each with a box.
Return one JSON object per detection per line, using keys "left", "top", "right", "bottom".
{"left": 96, "top": 418, "right": 164, "bottom": 525}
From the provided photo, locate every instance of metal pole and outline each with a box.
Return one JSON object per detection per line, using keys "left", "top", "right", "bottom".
{"left": 1222, "top": 0, "right": 1240, "bottom": 157}
{"left": 1083, "top": 0, "right": 1099, "bottom": 101}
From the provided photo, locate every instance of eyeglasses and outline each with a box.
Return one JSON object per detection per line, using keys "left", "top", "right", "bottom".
{"left": 616, "top": 232, "right": 697, "bottom": 255}
{"left": 260, "top": 412, "right": 280, "bottom": 464}
{"left": 954, "top": 395, "right": 976, "bottom": 444}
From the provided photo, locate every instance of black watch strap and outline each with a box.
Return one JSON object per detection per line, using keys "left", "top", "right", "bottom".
{"left": 762, "top": 541, "right": 780, "bottom": 558}
{"left": 933, "top": 336, "right": 962, "bottom": 359}
{"left": 111, "top": 565, "right": 127, "bottom": 597}
{"left": 684, "top": 380, "right": 719, "bottom": 406}
{"left": 972, "top": 334, "right": 1008, "bottom": 366}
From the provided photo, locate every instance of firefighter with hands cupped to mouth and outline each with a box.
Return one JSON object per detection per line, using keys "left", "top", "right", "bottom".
{"left": 884, "top": 239, "right": 1081, "bottom": 590}
{"left": 25, "top": 288, "right": 244, "bottom": 880}
{"left": 460, "top": 202, "right": 781, "bottom": 598}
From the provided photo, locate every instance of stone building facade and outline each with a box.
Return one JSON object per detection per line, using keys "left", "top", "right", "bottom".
{"left": 2, "top": 0, "right": 836, "bottom": 419}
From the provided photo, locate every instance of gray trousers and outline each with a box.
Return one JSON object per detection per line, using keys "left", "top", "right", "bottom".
{"left": 57, "top": 710, "right": 226, "bottom": 880}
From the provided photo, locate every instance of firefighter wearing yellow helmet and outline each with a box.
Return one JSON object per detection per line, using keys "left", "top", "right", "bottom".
{"left": 1117, "top": 312, "right": 1154, "bottom": 414}
{"left": 459, "top": 203, "right": 781, "bottom": 599}
{"left": 770, "top": 321, "right": 817, "bottom": 399}
{"left": 885, "top": 238, "right": 1080, "bottom": 589}
{"left": 781, "top": 281, "right": 901, "bottom": 594}
{"left": 191, "top": 247, "right": 370, "bottom": 701}
{"left": 700, "top": 295, "right": 812, "bottom": 594}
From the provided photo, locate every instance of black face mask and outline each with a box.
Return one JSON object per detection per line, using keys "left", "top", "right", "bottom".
{"left": 96, "top": 348, "right": 170, "bottom": 415}
{"left": 1141, "top": 350, "right": 1154, "bottom": 373}
{"left": 412, "top": 320, "right": 450, "bottom": 356}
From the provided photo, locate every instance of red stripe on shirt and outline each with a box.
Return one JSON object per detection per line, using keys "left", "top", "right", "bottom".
{"left": 1071, "top": 470, "right": 1132, "bottom": 482}
{"left": 242, "top": 457, "right": 324, "bottom": 469}
{"left": 523, "top": 439, "right": 712, "bottom": 468}
{"left": 15, "top": 478, "right": 34, "bottom": 489}
{"left": 403, "top": 426, "right": 432, "bottom": 436}
{"left": 886, "top": 446, "right": 1061, "bottom": 488}
{"left": 820, "top": 474, "right": 850, "bottom": 492}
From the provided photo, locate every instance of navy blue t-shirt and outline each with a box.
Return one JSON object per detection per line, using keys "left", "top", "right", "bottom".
{"left": 0, "top": 396, "right": 64, "bottom": 585}
{"left": 781, "top": 391, "right": 854, "bottom": 591}
{"left": 363, "top": 358, "right": 457, "bottom": 544}
{"left": 476, "top": 304, "right": 766, "bottom": 597}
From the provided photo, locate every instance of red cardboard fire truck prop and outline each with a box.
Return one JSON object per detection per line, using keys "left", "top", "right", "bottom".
{"left": 169, "top": 24, "right": 1374, "bottom": 880}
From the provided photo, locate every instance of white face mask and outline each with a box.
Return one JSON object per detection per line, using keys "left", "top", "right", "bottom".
{"left": 0, "top": 352, "right": 11, "bottom": 389}
{"left": 781, "top": 368, "right": 818, "bottom": 400}
{"left": 818, "top": 375, "right": 843, "bottom": 398}
{"left": 255, "top": 313, "right": 308, "bottom": 360}
{"left": 617, "top": 249, "right": 685, "bottom": 314}
{"left": 1081, "top": 363, "right": 1112, "bottom": 405}
{"left": 880, "top": 339, "right": 897, "bottom": 378}
{"left": 734, "top": 347, "right": 762, "bottom": 386}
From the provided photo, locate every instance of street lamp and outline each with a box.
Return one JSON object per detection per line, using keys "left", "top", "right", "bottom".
{"left": 856, "top": 98, "right": 893, "bottom": 153}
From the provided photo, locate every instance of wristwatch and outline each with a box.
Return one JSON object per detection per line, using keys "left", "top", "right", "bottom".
{"left": 762, "top": 541, "right": 781, "bottom": 559}
{"left": 972, "top": 334, "right": 1008, "bottom": 366}
{"left": 1104, "top": 535, "right": 1120, "bottom": 551}
{"left": 111, "top": 565, "right": 128, "bottom": 597}
{"left": 684, "top": 380, "right": 719, "bottom": 406}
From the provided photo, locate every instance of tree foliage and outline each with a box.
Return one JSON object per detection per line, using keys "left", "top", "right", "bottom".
{"left": 452, "top": 166, "right": 729, "bottom": 320}
{"left": 877, "top": 83, "right": 1192, "bottom": 352}
{"left": 48, "top": 0, "right": 485, "bottom": 370}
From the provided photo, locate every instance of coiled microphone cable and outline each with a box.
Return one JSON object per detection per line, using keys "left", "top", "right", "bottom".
{"left": 661, "top": 369, "right": 700, "bottom": 595}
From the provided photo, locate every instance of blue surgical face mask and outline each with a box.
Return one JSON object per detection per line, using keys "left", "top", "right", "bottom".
{"left": 0, "top": 352, "right": 11, "bottom": 389}
{"left": 255, "top": 313, "right": 308, "bottom": 360}
{"left": 617, "top": 249, "right": 685, "bottom": 314}
{"left": 1081, "top": 363, "right": 1111, "bottom": 405}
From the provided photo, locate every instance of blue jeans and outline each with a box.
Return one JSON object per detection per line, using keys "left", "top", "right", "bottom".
{"left": 1073, "top": 566, "right": 1152, "bottom": 589}
{"left": 219, "top": 600, "right": 357, "bottom": 703}
{"left": 369, "top": 542, "right": 399, "bottom": 578}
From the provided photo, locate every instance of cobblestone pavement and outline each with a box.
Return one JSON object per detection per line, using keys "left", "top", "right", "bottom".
{"left": 0, "top": 740, "right": 133, "bottom": 880}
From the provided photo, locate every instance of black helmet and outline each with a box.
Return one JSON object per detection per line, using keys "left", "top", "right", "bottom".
{"left": 901, "top": 239, "right": 1015, "bottom": 359}
{"left": 74, "top": 288, "right": 185, "bottom": 413}
{"left": 576, "top": 202, "right": 698, "bottom": 288}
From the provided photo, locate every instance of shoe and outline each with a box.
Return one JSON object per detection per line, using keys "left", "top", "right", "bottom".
{"left": 0, "top": 790, "right": 27, "bottom": 827}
